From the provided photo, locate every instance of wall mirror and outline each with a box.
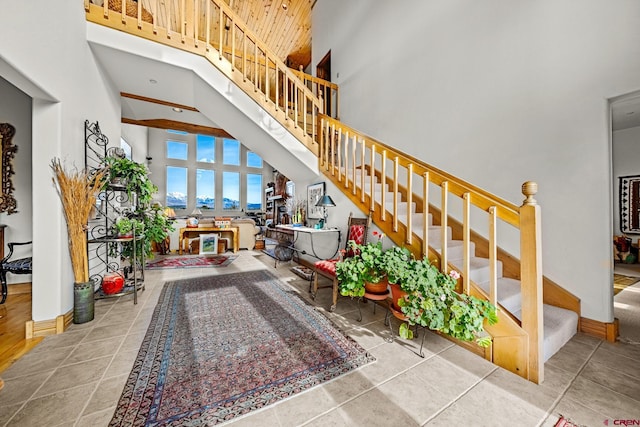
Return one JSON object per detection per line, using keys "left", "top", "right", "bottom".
{"left": 0, "top": 123, "right": 18, "bottom": 214}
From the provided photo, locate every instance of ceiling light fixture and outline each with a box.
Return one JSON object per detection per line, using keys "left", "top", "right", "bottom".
{"left": 172, "top": 107, "right": 183, "bottom": 113}
{"left": 281, "top": 2, "right": 288, "bottom": 10}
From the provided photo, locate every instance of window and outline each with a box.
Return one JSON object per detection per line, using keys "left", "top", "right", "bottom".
{"left": 197, "top": 135, "right": 215, "bottom": 163}
{"left": 223, "top": 139, "right": 240, "bottom": 166}
{"left": 167, "top": 141, "right": 188, "bottom": 160}
{"left": 120, "top": 138, "right": 132, "bottom": 160}
{"left": 247, "top": 151, "right": 263, "bottom": 168}
{"left": 222, "top": 172, "right": 240, "bottom": 210}
{"left": 246, "top": 173, "right": 262, "bottom": 210}
{"left": 166, "top": 166, "right": 187, "bottom": 209}
{"left": 167, "top": 129, "right": 188, "bottom": 135}
{"left": 196, "top": 169, "right": 215, "bottom": 210}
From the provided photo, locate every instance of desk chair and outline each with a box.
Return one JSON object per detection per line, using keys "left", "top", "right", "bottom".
{"left": 1, "top": 241, "right": 32, "bottom": 304}
{"left": 312, "top": 214, "right": 370, "bottom": 311}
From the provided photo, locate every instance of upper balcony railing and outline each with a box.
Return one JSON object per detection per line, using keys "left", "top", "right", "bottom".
{"left": 85, "top": 0, "right": 323, "bottom": 154}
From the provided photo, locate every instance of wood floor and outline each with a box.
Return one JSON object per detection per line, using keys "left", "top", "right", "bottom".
{"left": 0, "top": 291, "right": 42, "bottom": 374}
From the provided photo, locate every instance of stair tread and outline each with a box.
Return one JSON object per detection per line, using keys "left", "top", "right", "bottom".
{"left": 477, "top": 277, "right": 522, "bottom": 314}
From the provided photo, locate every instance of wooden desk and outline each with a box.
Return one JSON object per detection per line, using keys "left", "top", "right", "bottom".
{"left": 179, "top": 227, "right": 238, "bottom": 255}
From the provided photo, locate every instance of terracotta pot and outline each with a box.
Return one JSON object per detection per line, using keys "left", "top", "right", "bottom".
{"left": 364, "top": 276, "right": 388, "bottom": 294}
{"left": 389, "top": 282, "right": 408, "bottom": 312}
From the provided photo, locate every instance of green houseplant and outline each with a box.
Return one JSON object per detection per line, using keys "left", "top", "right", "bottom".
{"left": 102, "top": 156, "right": 158, "bottom": 206}
{"left": 397, "top": 258, "right": 498, "bottom": 346}
{"left": 335, "top": 231, "right": 387, "bottom": 297}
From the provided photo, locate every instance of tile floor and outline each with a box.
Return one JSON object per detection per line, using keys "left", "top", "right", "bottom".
{"left": 0, "top": 251, "right": 639, "bottom": 426}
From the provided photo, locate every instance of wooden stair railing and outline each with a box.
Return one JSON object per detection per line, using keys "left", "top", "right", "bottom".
{"left": 292, "top": 67, "right": 340, "bottom": 120}
{"left": 84, "top": 1, "right": 579, "bottom": 384}
{"left": 85, "top": 0, "right": 323, "bottom": 155}
{"left": 317, "top": 113, "right": 575, "bottom": 384}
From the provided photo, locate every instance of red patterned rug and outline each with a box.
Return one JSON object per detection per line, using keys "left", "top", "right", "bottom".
{"left": 145, "top": 255, "right": 236, "bottom": 269}
{"left": 110, "top": 270, "right": 375, "bottom": 426}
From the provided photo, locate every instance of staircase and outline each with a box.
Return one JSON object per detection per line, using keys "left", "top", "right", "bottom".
{"left": 84, "top": 0, "right": 580, "bottom": 384}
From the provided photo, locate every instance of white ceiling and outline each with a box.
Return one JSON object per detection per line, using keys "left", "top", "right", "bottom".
{"left": 611, "top": 93, "right": 640, "bottom": 132}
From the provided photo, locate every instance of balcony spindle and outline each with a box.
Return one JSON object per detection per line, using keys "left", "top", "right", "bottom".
{"left": 406, "top": 164, "right": 413, "bottom": 244}
{"left": 423, "top": 172, "right": 430, "bottom": 258}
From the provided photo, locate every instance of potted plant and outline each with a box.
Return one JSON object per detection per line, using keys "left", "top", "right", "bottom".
{"left": 336, "top": 231, "right": 387, "bottom": 297}
{"left": 102, "top": 155, "right": 158, "bottom": 206}
{"left": 397, "top": 258, "right": 498, "bottom": 346}
{"left": 114, "top": 216, "right": 144, "bottom": 238}
{"left": 51, "top": 159, "right": 108, "bottom": 324}
{"left": 380, "top": 245, "right": 414, "bottom": 310}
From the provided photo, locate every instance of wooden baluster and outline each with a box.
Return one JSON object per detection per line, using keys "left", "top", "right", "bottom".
{"left": 406, "top": 164, "right": 413, "bottom": 244}
{"left": 230, "top": 19, "right": 235, "bottom": 71}
{"left": 393, "top": 157, "right": 399, "bottom": 232}
{"left": 180, "top": 0, "right": 186, "bottom": 42}
{"left": 423, "top": 172, "right": 430, "bottom": 258}
{"left": 337, "top": 130, "right": 344, "bottom": 182}
{"left": 193, "top": 0, "right": 199, "bottom": 47}
{"left": 137, "top": 0, "right": 143, "bottom": 29}
{"left": 381, "top": 151, "right": 387, "bottom": 222}
{"left": 488, "top": 206, "right": 498, "bottom": 305}
{"left": 520, "top": 181, "right": 543, "bottom": 384}
{"left": 254, "top": 43, "right": 258, "bottom": 92}
{"left": 370, "top": 145, "right": 376, "bottom": 211}
{"left": 103, "top": 0, "right": 108, "bottom": 19}
{"left": 167, "top": 0, "right": 172, "bottom": 38}
{"left": 440, "top": 181, "right": 448, "bottom": 272}
{"left": 217, "top": 6, "right": 223, "bottom": 58}
{"left": 462, "top": 192, "right": 471, "bottom": 294}
{"left": 204, "top": 0, "right": 210, "bottom": 49}
{"left": 360, "top": 139, "right": 366, "bottom": 203}
{"left": 351, "top": 134, "right": 357, "bottom": 193}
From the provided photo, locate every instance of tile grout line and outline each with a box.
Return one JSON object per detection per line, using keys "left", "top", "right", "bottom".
{"left": 540, "top": 339, "right": 604, "bottom": 425}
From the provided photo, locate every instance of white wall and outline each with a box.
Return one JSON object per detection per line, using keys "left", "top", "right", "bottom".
{"left": 0, "top": 3, "right": 121, "bottom": 321}
{"left": 313, "top": 0, "right": 640, "bottom": 321}
{"left": 0, "top": 76, "right": 33, "bottom": 283}
{"left": 122, "top": 123, "right": 149, "bottom": 163}
{"left": 613, "top": 126, "right": 640, "bottom": 236}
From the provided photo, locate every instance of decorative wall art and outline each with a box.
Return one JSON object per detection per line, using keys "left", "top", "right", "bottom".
{"left": 0, "top": 123, "right": 18, "bottom": 214}
{"left": 619, "top": 175, "right": 640, "bottom": 233}
{"left": 199, "top": 233, "right": 219, "bottom": 255}
{"left": 307, "top": 182, "right": 325, "bottom": 219}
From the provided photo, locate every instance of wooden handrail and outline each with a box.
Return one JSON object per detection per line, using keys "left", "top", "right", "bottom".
{"left": 318, "top": 113, "right": 545, "bottom": 383}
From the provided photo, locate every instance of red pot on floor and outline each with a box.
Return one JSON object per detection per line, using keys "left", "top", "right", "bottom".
{"left": 102, "top": 273, "right": 125, "bottom": 295}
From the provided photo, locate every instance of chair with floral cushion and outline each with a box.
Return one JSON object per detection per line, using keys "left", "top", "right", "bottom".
{"left": 312, "top": 214, "right": 370, "bottom": 311}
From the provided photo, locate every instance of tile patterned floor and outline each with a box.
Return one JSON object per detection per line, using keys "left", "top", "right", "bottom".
{"left": 0, "top": 251, "right": 639, "bottom": 426}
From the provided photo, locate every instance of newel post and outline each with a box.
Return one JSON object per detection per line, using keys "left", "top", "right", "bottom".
{"left": 520, "top": 181, "right": 543, "bottom": 384}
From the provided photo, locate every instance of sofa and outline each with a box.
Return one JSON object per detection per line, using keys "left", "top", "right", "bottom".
{"left": 230, "top": 218, "right": 261, "bottom": 250}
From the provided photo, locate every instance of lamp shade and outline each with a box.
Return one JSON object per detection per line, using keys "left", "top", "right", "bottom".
{"left": 190, "top": 207, "right": 203, "bottom": 217}
{"left": 315, "top": 195, "right": 336, "bottom": 207}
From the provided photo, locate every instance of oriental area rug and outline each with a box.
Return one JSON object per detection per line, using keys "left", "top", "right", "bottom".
{"left": 110, "top": 270, "right": 375, "bottom": 426}
{"left": 145, "top": 255, "right": 236, "bottom": 269}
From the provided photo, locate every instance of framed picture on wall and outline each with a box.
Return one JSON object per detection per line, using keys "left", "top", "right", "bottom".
{"left": 200, "top": 234, "right": 219, "bottom": 255}
{"left": 307, "top": 182, "right": 325, "bottom": 219}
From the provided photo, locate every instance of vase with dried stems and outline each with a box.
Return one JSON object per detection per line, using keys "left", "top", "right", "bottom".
{"left": 51, "top": 159, "right": 108, "bottom": 324}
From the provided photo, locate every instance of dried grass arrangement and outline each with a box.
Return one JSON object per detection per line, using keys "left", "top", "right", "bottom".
{"left": 51, "top": 159, "right": 108, "bottom": 284}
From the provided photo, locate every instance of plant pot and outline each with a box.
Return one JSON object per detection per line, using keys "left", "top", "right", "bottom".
{"left": 74, "top": 282, "right": 95, "bottom": 324}
{"left": 389, "top": 282, "right": 408, "bottom": 312}
{"left": 102, "top": 274, "right": 125, "bottom": 295}
{"left": 364, "top": 277, "right": 388, "bottom": 294}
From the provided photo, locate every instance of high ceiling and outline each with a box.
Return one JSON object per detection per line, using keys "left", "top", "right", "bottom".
{"left": 139, "top": 0, "right": 312, "bottom": 69}
{"left": 225, "top": 0, "right": 313, "bottom": 69}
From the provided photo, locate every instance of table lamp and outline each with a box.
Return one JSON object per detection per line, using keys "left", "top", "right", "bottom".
{"left": 315, "top": 194, "right": 336, "bottom": 228}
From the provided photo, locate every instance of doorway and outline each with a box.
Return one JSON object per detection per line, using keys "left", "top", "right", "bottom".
{"left": 316, "top": 50, "right": 332, "bottom": 117}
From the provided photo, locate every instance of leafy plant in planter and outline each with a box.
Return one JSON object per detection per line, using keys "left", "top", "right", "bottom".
{"left": 113, "top": 216, "right": 144, "bottom": 237}
{"left": 336, "top": 232, "right": 386, "bottom": 297}
{"left": 102, "top": 156, "right": 158, "bottom": 206}
{"left": 397, "top": 258, "right": 498, "bottom": 347}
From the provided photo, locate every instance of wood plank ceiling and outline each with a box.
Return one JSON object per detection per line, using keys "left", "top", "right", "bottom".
{"left": 228, "top": 0, "right": 312, "bottom": 69}
{"left": 140, "top": 0, "right": 312, "bottom": 69}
